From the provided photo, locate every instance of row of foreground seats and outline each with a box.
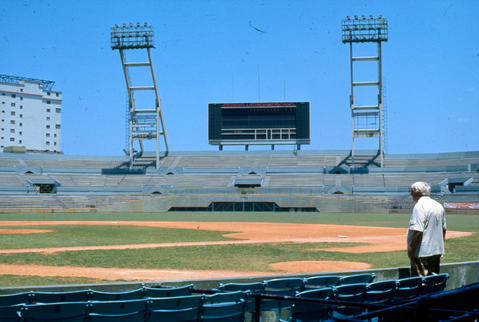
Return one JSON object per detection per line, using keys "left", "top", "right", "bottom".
{"left": 0, "top": 273, "right": 449, "bottom": 321}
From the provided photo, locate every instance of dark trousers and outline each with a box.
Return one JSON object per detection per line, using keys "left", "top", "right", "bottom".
{"left": 410, "top": 255, "right": 441, "bottom": 277}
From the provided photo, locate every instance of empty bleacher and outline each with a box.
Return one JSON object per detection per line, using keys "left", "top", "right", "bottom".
{"left": 1, "top": 150, "right": 479, "bottom": 213}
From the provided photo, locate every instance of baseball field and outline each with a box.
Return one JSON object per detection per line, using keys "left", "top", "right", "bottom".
{"left": 0, "top": 211, "right": 477, "bottom": 287}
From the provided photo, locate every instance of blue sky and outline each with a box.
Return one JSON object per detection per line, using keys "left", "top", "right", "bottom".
{"left": 1, "top": 0, "right": 478, "bottom": 156}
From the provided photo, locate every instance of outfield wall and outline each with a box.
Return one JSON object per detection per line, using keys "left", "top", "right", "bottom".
{"left": 1, "top": 261, "right": 478, "bottom": 294}
{"left": 97, "top": 193, "right": 389, "bottom": 213}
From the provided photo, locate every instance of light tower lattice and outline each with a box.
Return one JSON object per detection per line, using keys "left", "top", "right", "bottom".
{"left": 111, "top": 22, "right": 169, "bottom": 169}
{"left": 342, "top": 15, "right": 388, "bottom": 167}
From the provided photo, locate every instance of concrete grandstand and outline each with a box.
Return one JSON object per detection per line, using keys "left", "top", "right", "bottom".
{"left": 0, "top": 149, "right": 478, "bottom": 214}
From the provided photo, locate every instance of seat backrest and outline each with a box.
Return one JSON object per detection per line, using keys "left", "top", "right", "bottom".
{"left": 363, "top": 288, "right": 395, "bottom": 304}
{"left": 367, "top": 280, "right": 397, "bottom": 292}
{"left": 32, "top": 290, "right": 91, "bottom": 303}
{"left": 0, "top": 292, "right": 33, "bottom": 306}
{"left": 397, "top": 276, "right": 423, "bottom": 289}
{"left": 393, "top": 278, "right": 422, "bottom": 303}
{"left": 88, "top": 310, "right": 146, "bottom": 322}
{"left": 296, "top": 287, "right": 333, "bottom": 300}
{"left": 143, "top": 284, "right": 193, "bottom": 298}
{"left": 291, "top": 295, "right": 332, "bottom": 322}
{"left": 88, "top": 298, "right": 147, "bottom": 315}
{"left": 149, "top": 306, "right": 201, "bottom": 322}
{"left": 303, "top": 275, "right": 341, "bottom": 289}
{"left": 421, "top": 273, "right": 449, "bottom": 294}
{"left": 334, "top": 283, "right": 368, "bottom": 299}
{"left": 263, "top": 277, "right": 305, "bottom": 296}
{"left": 200, "top": 300, "right": 245, "bottom": 322}
{"left": 0, "top": 304, "right": 24, "bottom": 322}
{"left": 340, "top": 273, "right": 375, "bottom": 285}
{"left": 21, "top": 302, "right": 88, "bottom": 322}
{"left": 90, "top": 288, "right": 144, "bottom": 301}
{"left": 218, "top": 282, "right": 265, "bottom": 293}
{"left": 204, "top": 291, "right": 247, "bottom": 305}
{"left": 147, "top": 294, "right": 204, "bottom": 310}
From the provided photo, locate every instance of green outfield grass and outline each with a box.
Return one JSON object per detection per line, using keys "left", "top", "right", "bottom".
{"left": 0, "top": 212, "right": 477, "bottom": 287}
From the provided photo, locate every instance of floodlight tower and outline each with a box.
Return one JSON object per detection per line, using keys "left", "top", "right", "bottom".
{"left": 342, "top": 15, "right": 388, "bottom": 167}
{"left": 111, "top": 22, "right": 169, "bottom": 169}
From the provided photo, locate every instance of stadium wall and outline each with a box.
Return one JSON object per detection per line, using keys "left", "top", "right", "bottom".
{"left": 1, "top": 261, "right": 478, "bottom": 294}
{"left": 97, "top": 193, "right": 387, "bottom": 213}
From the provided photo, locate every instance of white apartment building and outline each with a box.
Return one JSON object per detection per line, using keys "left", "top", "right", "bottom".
{"left": 0, "top": 74, "right": 62, "bottom": 152}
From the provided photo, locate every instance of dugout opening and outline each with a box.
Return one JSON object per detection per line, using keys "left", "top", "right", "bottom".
{"left": 169, "top": 201, "right": 318, "bottom": 212}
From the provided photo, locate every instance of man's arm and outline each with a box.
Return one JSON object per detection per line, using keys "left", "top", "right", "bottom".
{"left": 408, "top": 230, "right": 423, "bottom": 260}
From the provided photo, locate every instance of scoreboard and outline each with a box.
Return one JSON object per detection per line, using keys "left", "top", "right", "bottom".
{"left": 208, "top": 102, "right": 310, "bottom": 149}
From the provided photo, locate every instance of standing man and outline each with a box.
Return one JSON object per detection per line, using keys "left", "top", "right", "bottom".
{"left": 407, "top": 181, "right": 447, "bottom": 276}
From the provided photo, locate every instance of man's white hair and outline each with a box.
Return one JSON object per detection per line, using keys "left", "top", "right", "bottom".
{"left": 411, "top": 181, "right": 431, "bottom": 196}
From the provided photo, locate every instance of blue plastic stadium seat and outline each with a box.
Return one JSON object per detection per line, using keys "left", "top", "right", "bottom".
{"left": 21, "top": 302, "right": 89, "bottom": 322}
{"left": 0, "top": 304, "right": 24, "bottom": 322}
{"left": 303, "top": 275, "right": 341, "bottom": 290}
{"left": 339, "top": 273, "right": 375, "bottom": 285}
{"left": 420, "top": 273, "right": 449, "bottom": 295}
{"left": 289, "top": 287, "right": 334, "bottom": 321}
{"left": 147, "top": 294, "right": 204, "bottom": 311}
{"left": 32, "top": 289, "right": 91, "bottom": 303}
{"left": 143, "top": 284, "right": 193, "bottom": 298}
{"left": 0, "top": 292, "right": 33, "bottom": 306}
{"left": 148, "top": 306, "right": 200, "bottom": 322}
{"left": 90, "top": 289, "right": 144, "bottom": 301}
{"left": 200, "top": 300, "right": 246, "bottom": 322}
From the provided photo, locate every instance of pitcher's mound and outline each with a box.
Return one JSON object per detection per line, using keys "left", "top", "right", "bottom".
{"left": 270, "top": 260, "right": 371, "bottom": 273}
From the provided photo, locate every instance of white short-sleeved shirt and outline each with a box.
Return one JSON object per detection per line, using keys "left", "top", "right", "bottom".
{"left": 407, "top": 196, "right": 447, "bottom": 258}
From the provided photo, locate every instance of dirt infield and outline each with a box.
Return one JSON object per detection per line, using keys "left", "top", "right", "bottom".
{"left": 0, "top": 221, "right": 471, "bottom": 281}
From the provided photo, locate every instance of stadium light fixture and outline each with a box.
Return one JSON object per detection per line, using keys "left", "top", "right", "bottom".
{"left": 341, "top": 15, "right": 388, "bottom": 43}
{"left": 110, "top": 22, "right": 154, "bottom": 50}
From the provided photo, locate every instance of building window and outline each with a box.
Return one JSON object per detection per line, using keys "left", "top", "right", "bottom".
{"left": 10, "top": 138, "right": 14, "bottom": 142}
{"left": 19, "top": 140, "right": 22, "bottom": 144}
{"left": 56, "top": 108, "right": 61, "bottom": 113}
{"left": 19, "top": 114, "right": 22, "bottom": 118}
{"left": 20, "top": 89, "right": 23, "bottom": 92}
{"left": 46, "top": 101, "right": 51, "bottom": 104}
{"left": 46, "top": 125, "right": 50, "bottom": 129}
{"left": 11, "top": 111, "right": 15, "bottom": 116}
{"left": 20, "top": 97, "right": 23, "bottom": 100}
{"left": 54, "top": 133, "right": 57, "bottom": 137}
{"left": 11, "top": 94, "right": 16, "bottom": 98}
{"left": 20, "top": 105, "right": 23, "bottom": 109}
{"left": 11, "top": 103, "right": 15, "bottom": 107}
{"left": 19, "top": 123, "right": 22, "bottom": 127}
{"left": 46, "top": 133, "right": 50, "bottom": 137}
{"left": 56, "top": 93, "right": 59, "bottom": 97}
{"left": 10, "top": 129, "right": 14, "bottom": 133}
{"left": 10, "top": 120, "right": 15, "bottom": 124}
{"left": 46, "top": 108, "right": 51, "bottom": 112}
{"left": 46, "top": 116, "right": 50, "bottom": 121}
{"left": 55, "top": 124, "right": 61, "bottom": 129}
{"left": 19, "top": 131, "right": 22, "bottom": 135}
{"left": 54, "top": 142, "right": 57, "bottom": 146}
{"left": 47, "top": 92, "right": 51, "bottom": 96}
{"left": 46, "top": 141, "right": 50, "bottom": 145}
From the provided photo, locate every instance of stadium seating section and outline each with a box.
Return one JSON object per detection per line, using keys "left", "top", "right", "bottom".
{"left": 1, "top": 150, "right": 478, "bottom": 213}
{"left": 1, "top": 272, "right": 475, "bottom": 321}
